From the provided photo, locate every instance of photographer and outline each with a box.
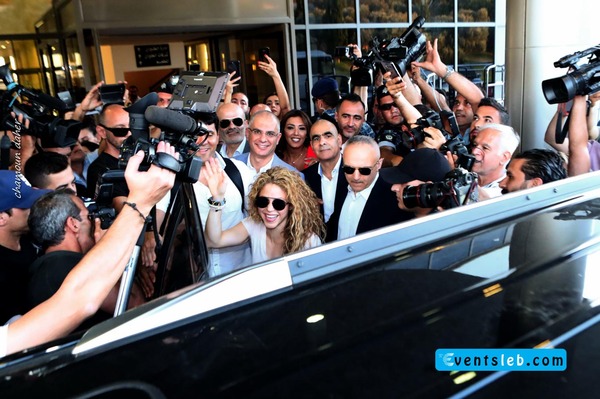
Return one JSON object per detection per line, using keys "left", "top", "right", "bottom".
{"left": 544, "top": 94, "right": 597, "bottom": 176}
{"left": 382, "top": 148, "right": 453, "bottom": 216}
{"left": 1, "top": 141, "right": 177, "bottom": 358}
{"left": 413, "top": 38, "right": 485, "bottom": 143}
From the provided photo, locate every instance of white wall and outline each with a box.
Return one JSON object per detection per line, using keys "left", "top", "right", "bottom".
{"left": 506, "top": 0, "right": 600, "bottom": 150}
{"left": 102, "top": 42, "right": 186, "bottom": 83}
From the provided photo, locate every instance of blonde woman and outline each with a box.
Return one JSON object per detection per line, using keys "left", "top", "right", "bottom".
{"left": 204, "top": 161, "right": 324, "bottom": 263}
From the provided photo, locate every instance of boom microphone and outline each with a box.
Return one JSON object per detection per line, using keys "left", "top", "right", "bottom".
{"left": 144, "top": 106, "right": 208, "bottom": 136}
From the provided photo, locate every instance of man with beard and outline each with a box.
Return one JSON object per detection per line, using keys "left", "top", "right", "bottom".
{"left": 468, "top": 97, "right": 511, "bottom": 144}
{"left": 499, "top": 149, "right": 567, "bottom": 194}
{"left": 304, "top": 119, "right": 347, "bottom": 223}
{"left": 335, "top": 93, "right": 375, "bottom": 146}
{"left": 217, "top": 103, "right": 250, "bottom": 158}
{"left": 86, "top": 103, "right": 131, "bottom": 205}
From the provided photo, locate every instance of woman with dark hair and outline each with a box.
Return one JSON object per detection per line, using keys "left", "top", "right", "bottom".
{"left": 276, "top": 109, "right": 318, "bottom": 172}
{"left": 204, "top": 163, "right": 324, "bottom": 264}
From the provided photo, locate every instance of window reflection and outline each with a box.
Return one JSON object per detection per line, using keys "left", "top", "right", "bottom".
{"left": 458, "top": 0, "right": 495, "bottom": 22}
{"left": 413, "top": 0, "right": 454, "bottom": 22}
{"left": 358, "top": 0, "right": 408, "bottom": 23}
{"left": 308, "top": 0, "right": 356, "bottom": 24}
{"left": 422, "top": 28, "right": 455, "bottom": 65}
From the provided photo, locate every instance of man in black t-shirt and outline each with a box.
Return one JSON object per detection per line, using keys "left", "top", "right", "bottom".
{"left": 0, "top": 171, "right": 49, "bottom": 323}
{"left": 27, "top": 189, "right": 145, "bottom": 318}
{"left": 86, "top": 104, "right": 131, "bottom": 204}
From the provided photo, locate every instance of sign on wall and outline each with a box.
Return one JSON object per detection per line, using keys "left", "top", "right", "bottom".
{"left": 135, "top": 44, "right": 171, "bottom": 67}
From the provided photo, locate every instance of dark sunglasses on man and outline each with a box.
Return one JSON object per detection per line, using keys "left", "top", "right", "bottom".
{"left": 219, "top": 118, "right": 244, "bottom": 129}
{"left": 378, "top": 103, "right": 399, "bottom": 111}
{"left": 99, "top": 124, "right": 130, "bottom": 137}
{"left": 342, "top": 162, "right": 378, "bottom": 176}
{"left": 255, "top": 196, "right": 289, "bottom": 211}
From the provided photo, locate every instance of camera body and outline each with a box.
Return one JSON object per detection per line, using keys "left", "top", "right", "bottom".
{"left": 401, "top": 110, "right": 446, "bottom": 151}
{"left": 402, "top": 167, "right": 479, "bottom": 210}
{"left": 542, "top": 44, "right": 600, "bottom": 104}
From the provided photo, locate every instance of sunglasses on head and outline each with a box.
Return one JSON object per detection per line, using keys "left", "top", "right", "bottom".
{"left": 378, "top": 103, "right": 399, "bottom": 111}
{"left": 255, "top": 196, "right": 289, "bottom": 211}
{"left": 342, "top": 163, "right": 378, "bottom": 176}
{"left": 99, "top": 124, "right": 130, "bottom": 137}
{"left": 219, "top": 118, "right": 244, "bottom": 129}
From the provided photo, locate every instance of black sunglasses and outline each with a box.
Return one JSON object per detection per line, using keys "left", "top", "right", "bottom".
{"left": 255, "top": 196, "right": 289, "bottom": 211}
{"left": 342, "top": 162, "right": 378, "bottom": 176}
{"left": 219, "top": 118, "right": 244, "bottom": 129}
{"left": 379, "top": 103, "right": 399, "bottom": 111}
{"left": 99, "top": 124, "right": 130, "bottom": 137}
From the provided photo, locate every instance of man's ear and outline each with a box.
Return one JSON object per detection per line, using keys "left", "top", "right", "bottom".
{"left": 530, "top": 177, "right": 544, "bottom": 187}
{"left": 0, "top": 211, "right": 9, "bottom": 226}
{"left": 65, "top": 216, "right": 79, "bottom": 233}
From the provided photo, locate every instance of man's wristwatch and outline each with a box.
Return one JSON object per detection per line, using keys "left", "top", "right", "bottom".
{"left": 443, "top": 65, "right": 455, "bottom": 80}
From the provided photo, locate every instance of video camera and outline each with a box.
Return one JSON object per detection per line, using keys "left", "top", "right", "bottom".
{"left": 336, "top": 16, "right": 427, "bottom": 78}
{"left": 115, "top": 71, "right": 230, "bottom": 185}
{"left": 402, "top": 167, "right": 479, "bottom": 210}
{"left": 542, "top": 44, "right": 600, "bottom": 104}
{"left": 0, "top": 65, "right": 81, "bottom": 148}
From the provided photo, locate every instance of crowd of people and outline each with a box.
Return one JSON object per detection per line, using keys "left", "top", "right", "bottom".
{"left": 1, "top": 38, "right": 599, "bottom": 357}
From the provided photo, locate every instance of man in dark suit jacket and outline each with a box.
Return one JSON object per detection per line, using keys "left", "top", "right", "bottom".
{"left": 304, "top": 119, "right": 347, "bottom": 223}
{"left": 326, "top": 136, "right": 413, "bottom": 242}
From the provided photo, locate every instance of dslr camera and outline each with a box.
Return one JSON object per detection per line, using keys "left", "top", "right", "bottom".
{"left": 402, "top": 109, "right": 476, "bottom": 171}
{"left": 542, "top": 44, "right": 600, "bottom": 104}
{"left": 0, "top": 65, "right": 81, "bottom": 148}
{"left": 402, "top": 167, "right": 479, "bottom": 210}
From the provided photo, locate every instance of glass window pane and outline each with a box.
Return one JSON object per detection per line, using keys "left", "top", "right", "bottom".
{"left": 458, "top": 0, "right": 495, "bottom": 22}
{"left": 294, "top": 0, "right": 306, "bottom": 24}
{"left": 359, "top": 0, "right": 408, "bottom": 23}
{"left": 422, "top": 28, "right": 455, "bottom": 67}
{"left": 308, "top": 0, "right": 356, "bottom": 24}
{"left": 458, "top": 27, "right": 494, "bottom": 87}
{"left": 412, "top": 0, "right": 454, "bottom": 22}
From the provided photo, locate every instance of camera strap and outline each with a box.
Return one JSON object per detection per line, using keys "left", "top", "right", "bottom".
{"left": 555, "top": 111, "right": 570, "bottom": 144}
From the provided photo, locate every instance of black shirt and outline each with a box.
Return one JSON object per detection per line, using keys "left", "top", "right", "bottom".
{"left": 0, "top": 236, "right": 39, "bottom": 323}
{"left": 86, "top": 152, "right": 129, "bottom": 200}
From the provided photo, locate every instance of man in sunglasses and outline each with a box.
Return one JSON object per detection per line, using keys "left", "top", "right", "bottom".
{"left": 86, "top": 104, "right": 131, "bottom": 201}
{"left": 325, "top": 136, "right": 413, "bottom": 242}
{"left": 216, "top": 103, "right": 250, "bottom": 158}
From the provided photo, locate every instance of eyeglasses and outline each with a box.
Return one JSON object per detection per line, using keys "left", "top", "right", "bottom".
{"left": 249, "top": 128, "right": 279, "bottom": 138}
{"left": 378, "top": 103, "right": 399, "bottom": 111}
{"left": 219, "top": 118, "right": 244, "bottom": 129}
{"left": 342, "top": 162, "right": 379, "bottom": 176}
{"left": 99, "top": 124, "right": 130, "bottom": 137}
{"left": 255, "top": 196, "right": 289, "bottom": 211}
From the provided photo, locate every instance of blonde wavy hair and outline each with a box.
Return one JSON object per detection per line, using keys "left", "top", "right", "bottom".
{"left": 248, "top": 167, "right": 325, "bottom": 254}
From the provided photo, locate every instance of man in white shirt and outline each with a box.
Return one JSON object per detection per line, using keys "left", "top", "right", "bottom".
{"left": 470, "top": 123, "right": 520, "bottom": 198}
{"left": 304, "top": 119, "right": 346, "bottom": 223}
{"left": 325, "top": 136, "right": 413, "bottom": 242}
{"left": 234, "top": 111, "right": 301, "bottom": 179}
{"left": 217, "top": 103, "right": 250, "bottom": 158}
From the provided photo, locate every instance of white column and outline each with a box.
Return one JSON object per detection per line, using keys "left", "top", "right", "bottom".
{"left": 505, "top": 0, "right": 599, "bottom": 151}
